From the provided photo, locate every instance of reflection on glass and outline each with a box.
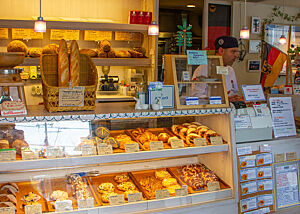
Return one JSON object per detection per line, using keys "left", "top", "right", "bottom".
{"left": 265, "top": 24, "right": 290, "bottom": 53}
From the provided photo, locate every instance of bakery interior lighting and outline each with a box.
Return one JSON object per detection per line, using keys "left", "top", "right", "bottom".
{"left": 186, "top": 4, "right": 196, "bottom": 8}
{"left": 279, "top": 34, "right": 287, "bottom": 44}
{"left": 34, "top": 0, "right": 46, "bottom": 32}
{"left": 148, "top": 0, "right": 159, "bottom": 35}
{"left": 239, "top": 0, "right": 249, "bottom": 39}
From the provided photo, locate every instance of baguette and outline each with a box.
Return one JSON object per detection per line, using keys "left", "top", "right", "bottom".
{"left": 69, "top": 40, "right": 80, "bottom": 87}
{"left": 58, "top": 39, "right": 69, "bottom": 87}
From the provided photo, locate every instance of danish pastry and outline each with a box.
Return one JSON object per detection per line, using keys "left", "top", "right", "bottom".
{"left": 162, "top": 178, "right": 178, "bottom": 188}
{"left": 95, "top": 127, "right": 110, "bottom": 139}
{"left": 117, "top": 182, "right": 136, "bottom": 191}
{"left": 114, "top": 174, "right": 129, "bottom": 183}
{"left": 97, "top": 183, "right": 115, "bottom": 193}
{"left": 186, "top": 133, "right": 201, "bottom": 145}
{"left": 101, "top": 192, "right": 118, "bottom": 203}
{"left": 155, "top": 170, "right": 171, "bottom": 180}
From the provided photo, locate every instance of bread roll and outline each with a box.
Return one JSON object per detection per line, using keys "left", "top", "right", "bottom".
{"left": 79, "top": 49, "right": 97, "bottom": 57}
{"left": 99, "top": 40, "right": 111, "bottom": 52}
{"left": 28, "top": 47, "right": 42, "bottom": 57}
{"left": 128, "top": 50, "right": 143, "bottom": 58}
{"left": 97, "top": 49, "right": 107, "bottom": 58}
{"left": 11, "top": 139, "right": 29, "bottom": 155}
{"left": 115, "top": 50, "right": 131, "bottom": 58}
{"left": 58, "top": 39, "right": 69, "bottom": 87}
{"left": 69, "top": 40, "right": 80, "bottom": 87}
{"left": 7, "top": 40, "right": 28, "bottom": 56}
{"left": 107, "top": 49, "right": 116, "bottom": 58}
{"left": 42, "top": 44, "right": 58, "bottom": 54}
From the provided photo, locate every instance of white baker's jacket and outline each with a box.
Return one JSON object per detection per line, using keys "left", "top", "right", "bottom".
{"left": 191, "top": 65, "right": 239, "bottom": 97}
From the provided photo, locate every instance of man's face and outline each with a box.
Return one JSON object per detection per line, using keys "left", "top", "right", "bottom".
{"left": 220, "top": 47, "right": 239, "bottom": 66}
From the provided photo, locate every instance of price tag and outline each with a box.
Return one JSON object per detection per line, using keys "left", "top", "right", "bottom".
{"left": 259, "top": 144, "right": 272, "bottom": 153}
{"left": 55, "top": 200, "right": 73, "bottom": 212}
{"left": 0, "top": 207, "right": 14, "bottom": 214}
{"left": 109, "top": 194, "right": 125, "bottom": 206}
{"left": 286, "top": 152, "right": 297, "bottom": 161}
{"left": 128, "top": 192, "right": 143, "bottom": 203}
{"left": 46, "top": 147, "right": 64, "bottom": 159}
{"left": 77, "top": 197, "right": 94, "bottom": 209}
{"left": 21, "top": 148, "right": 38, "bottom": 160}
{"left": 216, "top": 66, "right": 229, "bottom": 75}
{"left": 0, "top": 28, "right": 8, "bottom": 39}
{"left": 237, "top": 146, "right": 253, "bottom": 156}
{"left": 210, "top": 136, "right": 223, "bottom": 145}
{"left": 150, "top": 141, "right": 164, "bottom": 151}
{"left": 274, "top": 153, "right": 285, "bottom": 163}
{"left": 170, "top": 139, "right": 184, "bottom": 149}
{"left": 155, "top": 189, "right": 169, "bottom": 199}
{"left": 0, "top": 149, "right": 16, "bottom": 162}
{"left": 125, "top": 143, "right": 139, "bottom": 153}
{"left": 84, "top": 30, "right": 112, "bottom": 41}
{"left": 59, "top": 87, "right": 85, "bottom": 107}
{"left": 12, "top": 28, "right": 43, "bottom": 40}
{"left": 25, "top": 204, "right": 42, "bottom": 214}
{"left": 97, "top": 143, "right": 113, "bottom": 155}
{"left": 182, "top": 71, "right": 190, "bottom": 81}
{"left": 194, "top": 138, "right": 207, "bottom": 146}
{"left": 207, "top": 181, "right": 221, "bottom": 191}
{"left": 50, "top": 29, "right": 80, "bottom": 40}
{"left": 81, "top": 145, "right": 96, "bottom": 156}
{"left": 175, "top": 185, "right": 188, "bottom": 196}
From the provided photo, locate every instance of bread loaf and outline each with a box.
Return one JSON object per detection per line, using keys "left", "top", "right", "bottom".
{"left": 128, "top": 50, "right": 143, "bottom": 58}
{"left": 28, "top": 47, "right": 42, "bottom": 57}
{"left": 115, "top": 50, "right": 131, "bottom": 58}
{"left": 58, "top": 39, "right": 69, "bottom": 87}
{"left": 69, "top": 40, "right": 80, "bottom": 87}
{"left": 79, "top": 49, "right": 97, "bottom": 57}
{"left": 7, "top": 40, "right": 28, "bottom": 56}
{"left": 97, "top": 49, "right": 107, "bottom": 58}
{"left": 107, "top": 49, "right": 116, "bottom": 58}
{"left": 99, "top": 40, "right": 111, "bottom": 52}
{"left": 42, "top": 44, "right": 58, "bottom": 54}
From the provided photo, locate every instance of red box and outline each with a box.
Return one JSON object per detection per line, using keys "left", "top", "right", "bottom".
{"left": 129, "top": 11, "right": 152, "bottom": 25}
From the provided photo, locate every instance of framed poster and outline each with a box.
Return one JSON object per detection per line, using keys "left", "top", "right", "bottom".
{"left": 251, "top": 17, "right": 261, "bottom": 34}
{"left": 249, "top": 40, "right": 261, "bottom": 53}
{"left": 273, "top": 160, "right": 300, "bottom": 210}
{"left": 248, "top": 60, "right": 261, "bottom": 72}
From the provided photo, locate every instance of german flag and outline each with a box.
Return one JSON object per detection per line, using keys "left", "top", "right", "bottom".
{"left": 260, "top": 42, "right": 287, "bottom": 88}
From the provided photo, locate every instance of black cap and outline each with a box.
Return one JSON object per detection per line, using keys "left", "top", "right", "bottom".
{"left": 214, "top": 36, "right": 238, "bottom": 50}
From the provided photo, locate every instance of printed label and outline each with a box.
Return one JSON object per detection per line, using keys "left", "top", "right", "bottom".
{"left": 125, "top": 143, "right": 139, "bottom": 153}
{"left": 108, "top": 194, "right": 125, "bottom": 206}
{"left": 150, "top": 141, "right": 164, "bottom": 151}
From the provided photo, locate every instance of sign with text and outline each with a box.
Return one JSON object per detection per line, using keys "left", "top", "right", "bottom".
{"left": 194, "top": 138, "right": 207, "bottom": 146}
{"left": 59, "top": 87, "right": 85, "bottom": 107}
{"left": 242, "top": 84, "right": 266, "bottom": 102}
{"left": 150, "top": 141, "right": 164, "bottom": 151}
{"left": 125, "top": 143, "right": 139, "bottom": 153}
{"left": 216, "top": 66, "right": 229, "bottom": 75}
{"left": 187, "top": 50, "right": 207, "bottom": 65}
{"left": 84, "top": 30, "right": 112, "bottom": 41}
{"left": 25, "top": 204, "right": 42, "bottom": 214}
{"left": 0, "top": 207, "right": 14, "bottom": 214}
{"left": 97, "top": 143, "right": 113, "bottom": 155}
{"left": 155, "top": 189, "right": 169, "bottom": 199}
{"left": 0, "top": 28, "right": 8, "bottom": 39}
{"left": 77, "top": 198, "right": 94, "bottom": 209}
{"left": 0, "top": 149, "right": 16, "bottom": 162}
{"left": 50, "top": 29, "right": 79, "bottom": 40}
{"left": 109, "top": 194, "right": 125, "bottom": 205}
{"left": 55, "top": 200, "right": 73, "bottom": 212}
{"left": 170, "top": 139, "right": 184, "bottom": 149}
{"left": 128, "top": 192, "right": 143, "bottom": 203}
{"left": 12, "top": 28, "right": 43, "bottom": 40}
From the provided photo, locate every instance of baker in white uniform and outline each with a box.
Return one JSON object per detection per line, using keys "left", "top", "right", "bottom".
{"left": 192, "top": 36, "right": 240, "bottom": 101}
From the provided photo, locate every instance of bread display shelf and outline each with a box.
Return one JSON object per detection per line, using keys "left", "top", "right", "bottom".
{"left": 177, "top": 81, "right": 223, "bottom": 84}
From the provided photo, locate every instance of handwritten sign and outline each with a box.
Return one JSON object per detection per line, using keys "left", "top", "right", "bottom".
{"left": 274, "top": 153, "right": 285, "bottom": 163}
{"left": 187, "top": 50, "right": 207, "bottom": 65}
{"left": 46, "top": 147, "right": 64, "bottom": 159}
{"left": 286, "top": 152, "right": 297, "bottom": 161}
{"left": 175, "top": 185, "right": 188, "bottom": 196}
{"left": 0, "top": 207, "right": 15, "bottom": 214}
{"left": 194, "top": 138, "right": 207, "bottom": 146}
{"left": 150, "top": 141, "right": 164, "bottom": 151}
{"left": 97, "top": 143, "right": 113, "bottom": 155}
{"left": 207, "top": 181, "right": 221, "bottom": 191}
{"left": 0, "top": 28, "right": 8, "bottom": 39}
{"left": 128, "top": 192, "right": 143, "bottom": 203}
{"left": 84, "top": 30, "right": 112, "bottom": 41}
{"left": 25, "top": 204, "right": 42, "bottom": 214}
{"left": 50, "top": 29, "right": 79, "bottom": 40}
{"left": 21, "top": 148, "right": 38, "bottom": 160}
{"left": 0, "top": 149, "right": 16, "bottom": 162}
{"left": 170, "top": 139, "right": 184, "bottom": 149}
{"left": 77, "top": 198, "right": 94, "bottom": 209}
{"left": 125, "top": 143, "right": 139, "bottom": 153}
{"left": 210, "top": 136, "right": 223, "bottom": 145}
{"left": 81, "top": 145, "right": 96, "bottom": 156}
{"left": 55, "top": 200, "right": 73, "bottom": 212}
{"left": 59, "top": 87, "right": 85, "bottom": 107}
{"left": 155, "top": 189, "right": 169, "bottom": 199}
{"left": 109, "top": 194, "right": 125, "bottom": 205}
{"left": 12, "top": 28, "right": 43, "bottom": 40}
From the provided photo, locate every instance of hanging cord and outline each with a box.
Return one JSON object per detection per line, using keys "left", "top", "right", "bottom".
{"left": 153, "top": 0, "right": 156, "bottom": 22}
{"left": 39, "top": 0, "right": 42, "bottom": 17}
{"left": 244, "top": 0, "right": 246, "bottom": 27}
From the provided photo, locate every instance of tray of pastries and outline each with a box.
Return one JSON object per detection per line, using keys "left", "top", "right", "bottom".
{"left": 0, "top": 181, "right": 48, "bottom": 213}
{"left": 129, "top": 168, "right": 183, "bottom": 199}
{"left": 168, "top": 164, "right": 230, "bottom": 193}
{"left": 110, "top": 130, "right": 142, "bottom": 152}
{"left": 87, "top": 172, "right": 144, "bottom": 205}
{"left": 43, "top": 174, "right": 96, "bottom": 212}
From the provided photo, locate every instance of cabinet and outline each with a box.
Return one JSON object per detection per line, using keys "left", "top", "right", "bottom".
{"left": 0, "top": 103, "right": 238, "bottom": 213}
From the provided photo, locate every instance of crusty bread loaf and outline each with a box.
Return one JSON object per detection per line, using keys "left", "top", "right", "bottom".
{"left": 97, "top": 49, "right": 108, "bottom": 58}
{"left": 128, "top": 50, "right": 144, "bottom": 58}
{"left": 42, "top": 44, "right": 58, "bottom": 54}
{"left": 99, "top": 40, "right": 111, "bottom": 52}
{"left": 107, "top": 49, "right": 116, "bottom": 58}
{"left": 58, "top": 39, "right": 69, "bottom": 87}
{"left": 28, "top": 47, "right": 42, "bottom": 57}
{"left": 7, "top": 40, "right": 28, "bottom": 56}
{"left": 115, "top": 50, "right": 131, "bottom": 58}
{"left": 69, "top": 40, "right": 80, "bottom": 87}
{"left": 79, "top": 49, "right": 97, "bottom": 57}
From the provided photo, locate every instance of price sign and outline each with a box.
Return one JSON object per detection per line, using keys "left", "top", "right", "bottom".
{"left": 128, "top": 192, "right": 143, "bottom": 203}
{"left": 0, "top": 149, "right": 16, "bottom": 162}
{"left": 25, "top": 204, "right": 42, "bottom": 214}
{"left": 216, "top": 66, "right": 229, "bottom": 75}
{"left": 84, "top": 30, "right": 112, "bottom": 41}
{"left": 21, "top": 148, "right": 38, "bottom": 160}
{"left": 286, "top": 152, "right": 297, "bottom": 161}
{"left": 207, "top": 181, "right": 221, "bottom": 191}
{"left": 155, "top": 189, "right": 169, "bottom": 199}
{"left": 210, "top": 136, "right": 223, "bottom": 145}
{"left": 0, "top": 207, "right": 14, "bottom": 214}
{"left": 12, "top": 28, "right": 43, "bottom": 40}
{"left": 97, "top": 144, "right": 113, "bottom": 155}
{"left": 150, "top": 141, "right": 164, "bottom": 151}
{"left": 55, "top": 200, "right": 73, "bottom": 212}
{"left": 194, "top": 138, "right": 207, "bottom": 147}
{"left": 170, "top": 139, "right": 184, "bottom": 149}
{"left": 0, "top": 28, "right": 8, "bottom": 39}
{"left": 115, "top": 32, "right": 131, "bottom": 41}
{"left": 77, "top": 198, "right": 94, "bottom": 209}
{"left": 46, "top": 147, "right": 64, "bottom": 159}
{"left": 175, "top": 185, "right": 188, "bottom": 197}
{"left": 274, "top": 153, "right": 285, "bottom": 163}
{"left": 81, "top": 145, "right": 96, "bottom": 156}
{"left": 59, "top": 87, "right": 85, "bottom": 107}
{"left": 50, "top": 29, "right": 80, "bottom": 40}
{"left": 125, "top": 143, "right": 139, "bottom": 153}
{"left": 109, "top": 194, "right": 125, "bottom": 206}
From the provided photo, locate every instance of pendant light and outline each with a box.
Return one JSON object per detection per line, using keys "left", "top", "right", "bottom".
{"left": 278, "top": 0, "right": 286, "bottom": 44}
{"left": 148, "top": 0, "right": 159, "bottom": 35}
{"left": 240, "top": 0, "right": 250, "bottom": 39}
{"left": 34, "top": 0, "right": 46, "bottom": 32}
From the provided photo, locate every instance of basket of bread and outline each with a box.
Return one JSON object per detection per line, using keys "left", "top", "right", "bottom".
{"left": 40, "top": 39, "right": 98, "bottom": 112}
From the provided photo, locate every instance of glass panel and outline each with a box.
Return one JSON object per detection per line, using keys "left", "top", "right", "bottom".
{"left": 290, "top": 25, "right": 300, "bottom": 75}
{"left": 265, "top": 24, "right": 290, "bottom": 53}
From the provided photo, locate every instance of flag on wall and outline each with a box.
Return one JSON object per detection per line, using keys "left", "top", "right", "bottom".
{"left": 260, "top": 42, "right": 287, "bottom": 88}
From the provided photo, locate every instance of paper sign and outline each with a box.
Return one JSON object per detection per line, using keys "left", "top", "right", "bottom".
{"left": 242, "top": 85, "right": 266, "bottom": 102}
{"left": 125, "top": 143, "right": 139, "bottom": 153}
{"left": 12, "top": 28, "right": 43, "bottom": 40}
{"left": 150, "top": 141, "right": 164, "bottom": 151}
{"left": 59, "top": 87, "right": 85, "bottom": 107}
{"left": 77, "top": 198, "right": 94, "bottom": 209}
{"left": 25, "top": 204, "right": 42, "bottom": 214}
{"left": 186, "top": 97, "right": 199, "bottom": 105}
{"left": 216, "top": 66, "right": 228, "bottom": 75}
{"left": 115, "top": 32, "right": 131, "bottom": 41}
{"left": 81, "top": 145, "right": 96, "bottom": 156}
{"left": 109, "top": 194, "right": 125, "bottom": 205}
{"left": 171, "top": 139, "right": 184, "bottom": 149}
{"left": 257, "top": 179, "right": 273, "bottom": 191}
{"left": 237, "top": 146, "right": 253, "bottom": 156}
{"left": 182, "top": 71, "right": 190, "bottom": 81}
{"left": 175, "top": 185, "right": 188, "bottom": 196}
{"left": 274, "top": 153, "right": 285, "bottom": 163}
{"left": 239, "top": 155, "right": 256, "bottom": 168}
{"left": 21, "top": 148, "right": 38, "bottom": 160}
{"left": 260, "top": 144, "right": 272, "bottom": 153}
{"left": 269, "top": 97, "right": 297, "bottom": 138}
{"left": 234, "top": 115, "right": 252, "bottom": 129}
{"left": 286, "top": 152, "right": 297, "bottom": 161}
{"left": 240, "top": 168, "right": 257, "bottom": 181}
{"left": 155, "top": 189, "right": 169, "bottom": 199}
{"left": 240, "top": 196, "right": 258, "bottom": 212}
{"left": 0, "top": 28, "right": 8, "bottom": 39}
{"left": 84, "top": 30, "right": 112, "bottom": 41}
{"left": 97, "top": 144, "right": 113, "bottom": 155}
{"left": 0, "top": 149, "right": 16, "bottom": 162}
{"left": 46, "top": 147, "right": 64, "bottom": 159}
{"left": 257, "top": 194, "right": 274, "bottom": 207}
{"left": 194, "top": 138, "right": 207, "bottom": 146}
{"left": 210, "top": 136, "right": 223, "bottom": 145}
{"left": 256, "top": 153, "right": 273, "bottom": 166}
{"left": 209, "top": 96, "right": 222, "bottom": 104}
{"left": 207, "top": 181, "right": 221, "bottom": 191}
{"left": 128, "top": 192, "right": 143, "bottom": 203}
{"left": 257, "top": 166, "right": 273, "bottom": 179}
{"left": 0, "top": 207, "right": 15, "bottom": 214}
{"left": 241, "top": 181, "right": 258, "bottom": 195}
{"left": 187, "top": 50, "right": 207, "bottom": 65}
{"left": 50, "top": 29, "right": 79, "bottom": 40}
{"left": 55, "top": 200, "right": 73, "bottom": 212}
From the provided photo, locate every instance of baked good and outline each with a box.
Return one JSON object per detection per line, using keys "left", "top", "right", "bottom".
{"left": 167, "top": 184, "right": 181, "bottom": 195}
{"left": 114, "top": 134, "right": 132, "bottom": 150}
{"left": 178, "top": 128, "right": 188, "bottom": 140}
{"left": 50, "top": 190, "right": 68, "bottom": 201}
{"left": 155, "top": 170, "right": 171, "bottom": 180}
{"left": 143, "top": 141, "right": 150, "bottom": 150}
{"left": 101, "top": 192, "right": 117, "bottom": 203}
{"left": 0, "top": 139, "right": 9, "bottom": 149}
{"left": 42, "top": 44, "right": 58, "bottom": 54}
{"left": 22, "top": 192, "right": 41, "bottom": 205}
{"left": 157, "top": 133, "right": 170, "bottom": 143}
{"left": 78, "top": 138, "right": 96, "bottom": 148}
{"left": 58, "top": 39, "right": 69, "bottom": 87}
{"left": 28, "top": 47, "right": 42, "bottom": 57}
{"left": 11, "top": 139, "right": 29, "bottom": 155}
{"left": 133, "top": 47, "right": 146, "bottom": 56}
{"left": 99, "top": 40, "right": 111, "bottom": 52}
{"left": 0, "top": 183, "right": 18, "bottom": 195}
{"left": 0, "top": 202, "right": 16, "bottom": 210}
{"left": 12, "top": 129, "right": 24, "bottom": 141}
{"left": 197, "top": 127, "right": 209, "bottom": 138}
{"left": 167, "top": 136, "right": 179, "bottom": 145}
{"left": 95, "top": 127, "right": 110, "bottom": 139}
{"left": 97, "top": 183, "right": 114, "bottom": 193}
{"left": 162, "top": 178, "right": 178, "bottom": 187}
{"left": 203, "top": 130, "right": 219, "bottom": 144}
{"left": 107, "top": 49, "right": 116, "bottom": 58}
{"left": 79, "top": 49, "right": 97, "bottom": 57}
{"left": 186, "top": 127, "right": 197, "bottom": 135}
{"left": 139, "top": 176, "right": 163, "bottom": 198}
{"left": 103, "top": 137, "right": 119, "bottom": 149}
{"left": 124, "top": 190, "right": 139, "bottom": 200}
{"left": 115, "top": 50, "right": 131, "bottom": 58}
{"left": 0, "top": 194, "right": 17, "bottom": 205}
{"left": 128, "top": 50, "right": 143, "bottom": 58}
{"left": 7, "top": 40, "right": 28, "bottom": 56}
{"left": 114, "top": 174, "right": 129, "bottom": 183}
{"left": 191, "top": 122, "right": 202, "bottom": 126}
{"left": 131, "top": 128, "right": 146, "bottom": 137}
{"left": 97, "top": 49, "right": 107, "bottom": 58}
{"left": 69, "top": 40, "right": 80, "bottom": 87}
{"left": 171, "top": 125, "right": 184, "bottom": 136}
{"left": 186, "top": 133, "right": 201, "bottom": 145}
{"left": 117, "top": 182, "right": 136, "bottom": 191}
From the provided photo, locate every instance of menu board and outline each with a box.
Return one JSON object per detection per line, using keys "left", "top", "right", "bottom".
{"left": 0, "top": 28, "right": 8, "bottom": 39}
{"left": 84, "top": 30, "right": 112, "bottom": 41}
{"left": 12, "top": 28, "right": 43, "bottom": 39}
{"left": 50, "top": 29, "right": 80, "bottom": 40}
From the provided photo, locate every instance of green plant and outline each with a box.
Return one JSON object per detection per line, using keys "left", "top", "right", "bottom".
{"left": 263, "top": 6, "right": 300, "bottom": 24}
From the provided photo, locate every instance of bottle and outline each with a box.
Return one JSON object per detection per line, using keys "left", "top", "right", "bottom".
{"left": 130, "top": 11, "right": 137, "bottom": 24}
{"left": 138, "top": 83, "right": 146, "bottom": 104}
{"left": 137, "top": 12, "right": 144, "bottom": 24}
{"left": 145, "top": 12, "right": 151, "bottom": 25}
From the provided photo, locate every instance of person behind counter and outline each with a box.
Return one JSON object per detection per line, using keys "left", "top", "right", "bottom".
{"left": 192, "top": 36, "right": 241, "bottom": 102}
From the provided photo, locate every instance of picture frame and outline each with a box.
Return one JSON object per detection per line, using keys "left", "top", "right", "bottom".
{"left": 248, "top": 60, "right": 261, "bottom": 72}
{"left": 249, "top": 40, "right": 261, "bottom": 53}
{"left": 251, "top": 17, "right": 261, "bottom": 34}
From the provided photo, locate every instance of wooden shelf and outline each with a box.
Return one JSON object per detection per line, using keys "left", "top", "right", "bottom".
{"left": 20, "top": 57, "right": 151, "bottom": 67}
{"left": 177, "top": 81, "right": 222, "bottom": 84}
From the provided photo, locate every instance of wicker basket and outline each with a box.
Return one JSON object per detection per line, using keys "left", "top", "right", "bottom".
{"left": 41, "top": 54, "right": 98, "bottom": 112}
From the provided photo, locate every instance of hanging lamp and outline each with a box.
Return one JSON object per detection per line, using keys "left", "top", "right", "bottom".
{"left": 34, "top": 0, "right": 46, "bottom": 32}
{"left": 148, "top": 0, "right": 159, "bottom": 35}
{"left": 240, "top": 0, "right": 249, "bottom": 39}
{"left": 278, "top": 0, "right": 286, "bottom": 44}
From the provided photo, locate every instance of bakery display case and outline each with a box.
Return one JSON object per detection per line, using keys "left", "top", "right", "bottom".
{"left": 0, "top": 103, "right": 237, "bottom": 213}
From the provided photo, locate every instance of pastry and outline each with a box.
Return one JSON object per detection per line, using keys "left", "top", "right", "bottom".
{"left": 162, "top": 178, "right": 178, "bottom": 188}
{"left": 155, "top": 170, "right": 171, "bottom": 180}
{"left": 114, "top": 174, "right": 129, "bottom": 183}
{"left": 131, "top": 128, "right": 146, "bottom": 137}
{"left": 124, "top": 190, "right": 139, "bottom": 200}
{"left": 97, "top": 49, "right": 107, "bottom": 58}
{"left": 107, "top": 49, "right": 116, "bottom": 58}
{"left": 28, "top": 47, "right": 42, "bottom": 57}
{"left": 103, "top": 137, "right": 119, "bottom": 149}
{"left": 191, "top": 122, "right": 202, "bottom": 126}
{"left": 197, "top": 127, "right": 209, "bottom": 138}
{"left": 128, "top": 50, "right": 143, "bottom": 58}
{"left": 95, "top": 127, "right": 110, "bottom": 139}
{"left": 203, "top": 130, "right": 219, "bottom": 144}
{"left": 0, "top": 194, "right": 17, "bottom": 205}
{"left": 79, "top": 49, "right": 97, "bottom": 57}
{"left": 0, "top": 202, "right": 16, "bottom": 210}
{"left": 99, "top": 40, "right": 111, "bottom": 52}
{"left": 117, "top": 182, "right": 136, "bottom": 191}
{"left": 185, "top": 133, "right": 201, "bottom": 145}
{"left": 167, "top": 136, "right": 179, "bottom": 145}
{"left": 0, "top": 139, "right": 9, "bottom": 149}
{"left": 69, "top": 40, "right": 80, "bottom": 87}
{"left": 7, "top": 40, "right": 28, "bottom": 56}
{"left": 67, "top": 174, "right": 90, "bottom": 200}
{"left": 42, "top": 44, "right": 58, "bottom": 54}
{"left": 58, "top": 39, "right": 69, "bottom": 87}
{"left": 158, "top": 133, "right": 170, "bottom": 143}
{"left": 12, "top": 129, "right": 24, "bottom": 141}
{"left": 114, "top": 134, "right": 134, "bottom": 150}
{"left": 97, "top": 183, "right": 114, "bottom": 193}
{"left": 0, "top": 183, "right": 19, "bottom": 195}
{"left": 101, "top": 192, "right": 117, "bottom": 203}
{"left": 143, "top": 141, "right": 150, "bottom": 150}
{"left": 22, "top": 192, "right": 41, "bottom": 205}
{"left": 186, "top": 127, "right": 197, "bottom": 135}
{"left": 50, "top": 190, "right": 68, "bottom": 201}
{"left": 139, "top": 176, "right": 163, "bottom": 198}
{"left": 133, "top": 47, "right": 146, "bottom": 56}
{"left": 115, "top": 50, "right": 131, "bottom": 58}
{"left": 11, "top": 139, "right": 29, "bottom": 155}
{"left": 167, "top": 184, "right": 181, "bottom": 195}
{"left": 178, "top": 128, "right": 188, "bottom": 140}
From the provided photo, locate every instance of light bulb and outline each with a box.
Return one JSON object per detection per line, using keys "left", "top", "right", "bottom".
{"left": 34, "top": 17, "right": 46, "bottom": 33}
{"left": 240, "top": 26, "right": 250, "bottom": 39}
{"left": 279, "top": 35, "right": 287, "bottom": 44}
{"left": 148, "top": 21, "right": 159, "bottom": 36}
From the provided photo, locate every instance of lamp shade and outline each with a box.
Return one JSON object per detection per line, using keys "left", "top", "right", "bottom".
{"left": 240, "top": 26, "right": 250, "bottom": 39}
{"left": 148, "top": 21, "right": 159, "bottom": 36}
{"left": 34, "top": 17, "right": 46, "bottom": 33}
{"left": 279, "top": 35, "right": 287, "bottom": 44}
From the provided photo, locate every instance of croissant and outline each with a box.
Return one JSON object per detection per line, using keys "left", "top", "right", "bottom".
{"left": 178, "top": 128, "right": 188, "bottom": 140}
{"left": 186, "top": 133, "right": 201, "bottom": 145}
{"left": 186, "top": 127, "right": 197, "bottom": 135}
{"left": 204, "top": 130, "right": 219, "bottom": 145}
